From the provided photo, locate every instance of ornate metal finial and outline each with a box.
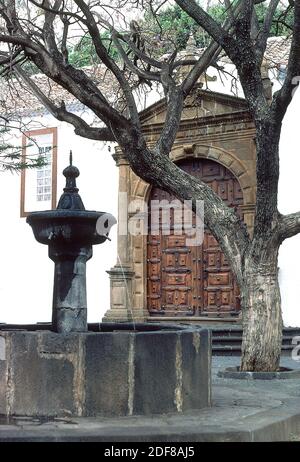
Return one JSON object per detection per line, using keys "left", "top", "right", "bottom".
{"left": 56, "top": 151, "right": 85, "bottom": 210}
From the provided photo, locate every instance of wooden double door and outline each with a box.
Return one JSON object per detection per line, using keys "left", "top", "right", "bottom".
{"left": 147, "top": 158, "right": 243, "bottom": 318}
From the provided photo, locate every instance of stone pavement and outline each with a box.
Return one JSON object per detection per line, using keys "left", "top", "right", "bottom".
{"left": 0, "top": 357, "right": 300, "bottom": 442}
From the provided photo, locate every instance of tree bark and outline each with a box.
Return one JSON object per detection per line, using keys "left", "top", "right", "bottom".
{"left": 240, "top": 260, "right": 283, "bottom": 372}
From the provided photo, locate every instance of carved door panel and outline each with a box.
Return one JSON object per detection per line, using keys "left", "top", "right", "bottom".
{"left": 147, "top": 189, "right": 196, "bottom": 316}
{"left": 147, "top": 235, "right": 162, "bottom": 312}
{"left": 202, "top": 233, "right": 240, "bottom": 316}
{"left": 147, "top": 158, "right": 243, "bottom": 318}
{"left": 161, "top": 235, "right": 194, "bottom": 316}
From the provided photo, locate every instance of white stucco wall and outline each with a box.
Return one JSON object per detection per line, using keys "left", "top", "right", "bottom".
{"left": 278, "top": 87, "right": 300, "bottom": 327}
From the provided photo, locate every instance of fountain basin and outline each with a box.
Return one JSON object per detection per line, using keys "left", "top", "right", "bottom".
{"left": 27, "top": 209, "right": 114, "bottom": 333}
{"left": 27, "top": 210, "right": 108, "bottom": 246}
{"left": 0, "top": 324, "right": 211, "bottom": 417}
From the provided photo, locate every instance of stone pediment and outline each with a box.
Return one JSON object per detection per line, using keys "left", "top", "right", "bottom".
{"left": 140, "top": 87, "right": 249, "bottom": 126}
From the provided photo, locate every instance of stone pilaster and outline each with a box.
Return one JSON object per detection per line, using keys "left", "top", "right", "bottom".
{"left": 103, "top": 265, "right": 136, "bottom": 322}
{"left": 103, "top": 148, "right": 137, "bottom": 322}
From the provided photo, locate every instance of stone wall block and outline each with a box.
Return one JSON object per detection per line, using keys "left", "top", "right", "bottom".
{"left": 10, "top": 332, "right": 76, "bottom": 416}
{"left": 84, "top": 332, "right": 131, "bottom": 416}
{"left": 133, "top": 332, "right": 178, "bottom": 415}
{"left": 181, "top": 329, "right": 212, "bottom": 411}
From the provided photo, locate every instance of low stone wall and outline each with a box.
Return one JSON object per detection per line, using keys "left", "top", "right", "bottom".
{"left": 0, "top": 325, "right": 211, "bottom": 418}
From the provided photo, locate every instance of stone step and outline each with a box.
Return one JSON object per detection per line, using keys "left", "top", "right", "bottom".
{"left": 212, "top": 345, "right": 296, "bottom": 357}
{"left": 212, "top": 328, "right": 300, "bottom": 356}
{"left": 212, "top": 327, "right": 300, "bottom": 337}
{"left": 212, "top": 335, "right": 299, "bottom": 344}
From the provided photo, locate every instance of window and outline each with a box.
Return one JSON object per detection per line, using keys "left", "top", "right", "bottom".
{"left": 36, "top": 147, "right": 52, "bottom": 202}
{"left": 20, "top": 128, "right": 57, "bottom": 217}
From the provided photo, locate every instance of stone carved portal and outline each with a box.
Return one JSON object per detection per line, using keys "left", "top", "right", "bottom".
{"left": 147, "top": 158, "right": 243, "bottom": 319}
{"left": 104, "top": 88, "right": 257, "bottom": 324}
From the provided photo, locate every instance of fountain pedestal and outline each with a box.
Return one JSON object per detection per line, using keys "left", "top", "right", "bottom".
{"left": 50, "top": 244, "right": 92, "bottom": 333}
{"left": 26, "top": 153, "right": 112, "bottom": 333}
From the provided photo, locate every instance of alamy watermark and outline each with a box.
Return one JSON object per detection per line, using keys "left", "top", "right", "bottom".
{"left": 96, "top": 192, "right": 204, "bottom": 246}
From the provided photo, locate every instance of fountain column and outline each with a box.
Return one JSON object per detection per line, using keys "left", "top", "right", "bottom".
{"left": 50, "top": 244, "right": 92, "bottom": 333}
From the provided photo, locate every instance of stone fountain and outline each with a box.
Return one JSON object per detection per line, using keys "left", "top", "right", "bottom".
{"left": 0, "top": 153, "right": 211, "bottom": 418}
{"left": 26, "top": 152, "right": 113, "bottom": 333}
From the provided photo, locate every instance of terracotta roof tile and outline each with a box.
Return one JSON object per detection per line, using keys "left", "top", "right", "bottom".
{"left": 0, "top": 36, "right": 292, "bottom": 116}
{"left": 264, "top": 36, "right": 291, "bottom": 67}
{"left": 220, "top": 36, "right": 291, "bottom": 67}
{"left": 0, "top": 65, "right": 119, "bottom": 117}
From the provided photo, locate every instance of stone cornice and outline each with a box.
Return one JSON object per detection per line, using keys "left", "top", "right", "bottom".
{"left": 142, "top": 110, "right": 253, "bottom": 136}
{"left": 112, "top": 148, "right": 129, "bottom": 166}
{"left": 139, "top": 86, "right": 248, "bottom": 124}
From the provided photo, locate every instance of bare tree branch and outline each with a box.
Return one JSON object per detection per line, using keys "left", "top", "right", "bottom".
{"left": 73, "top": 0, "right": 141, "bottom": 127}
{"left": 28, "top": 0, "right": 87, "bottom": 24}
{"left": 42, "top": 0, "right": 63, "bottom": 55}
{"left": 181, "top": 0, "right": 247, "bottom": 96}
{"left": 110, "top": 28, "right": 161, "bottom": 82}
{"left": 14, "top": 64, "right": 116, "bottom": 141}
{"left": 256, "top": 0, "right": 281, "bottom": 63}
{"left": 271, "top": 0, "right": 300, "bottom": 124}
{"left": 115, "top": 30, "right": 163, "bottom": 69}
{"left": 174, "top": 0, "right": 235, "bottom": 50}
{"left": 279, "top": 211, "right": 300, "bottom": 241}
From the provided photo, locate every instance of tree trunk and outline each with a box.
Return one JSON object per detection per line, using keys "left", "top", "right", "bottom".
{"left": 240, "top": 263, "right": 283, "bottom": 372}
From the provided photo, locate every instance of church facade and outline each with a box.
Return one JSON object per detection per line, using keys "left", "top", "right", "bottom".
{"left": 104, "top": 87, "right": 257, "bottom": 324}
